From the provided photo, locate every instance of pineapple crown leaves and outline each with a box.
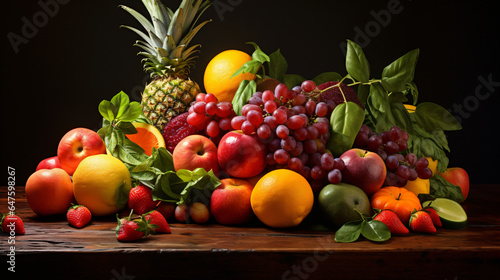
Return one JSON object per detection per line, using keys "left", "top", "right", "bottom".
{"left": 120, "top": 0, "right": 212, "bottom": 78}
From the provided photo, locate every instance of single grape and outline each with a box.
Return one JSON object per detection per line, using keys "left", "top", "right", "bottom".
{"left": 385, "top": 155, "right": 399, "bottom": 170}
{"left": 398, "top": 140, "right": 408, "bottom": 152}
{"left": 187, "top": 112, "right": 206, "bottom": 126}
{"left": 304, "top": 139, "right": 317, "bottom": 154}
{"left": 298, "top": 153, "right": 309, "bottom": 166}
{"left": 274, "top": 149, "right": 290, "bottom": 165}
{"left": 315, "top": 102, "right": 328, "bottom": 117}
{"left": 257, "top": 124, "right": 271, "bottom": 139}
{"left": 281, "top": 136, "right": 297, "bottom": 152}
{"left": 384, "top": 141, "right": 399, "bottom": 155}
{"left": 262, "top": 90, "right": 275, "bottom": 103}
{"left": 333, "top": 158, "right": 345, "bottom": 170}
{"left": 380, "top": 131, "right": 390, "bottom": 143}
{"left": 216, "top": 103, "right": 232, "bottom": 118}
{"left": 253, "top": 91, "right": 263, "bottom": 98}
{"left": 266, "top": 153, "right": 277, "bottom": 165}
{"left": 384, "top": 172, "right": 398, "bottom": 186}
{"left": 306, "top": 126, "right": 319, "bottom": 140}
{"left": 389, "top": 126, "right": 403, "bottom": 142}
{"left": 396, "top": 165, "right": 411, "bottom": 180}
{"left": 292, "top": 93, "right": 306, "bottom": 106}
{"left": 241, "top": 120, "right": 255, "bottom": 135}
{"left": 230, "top": 116, "right": 246, "bottom": 130}
{"left": 268, "top": 138, "right": 281, "bottom": 152}
{"left": 309, "top": 153, "right": 323, "bottom": 167}
{"left": 312, "top": 121, "right": 329, "bottom": 135}
{"left": 276, "top": 125, "right": 290, "bottom": 139}
{"left": 219, "top": 117, "right": 232, "bottom": 131}
{"left": 405, "top": 153, "right": 417, "bottom": 165}
{"left": 205, "top": 102, "right": 218, "bottom": 116}
{"left": 409, "top": 168, "right": 418, "bottom": 181}
{"left": 325, "top": 100, "right": 336, "bottom": 115}
{"left": 193, "top": 101, "right": 206, "bottom": 114}
{"left": 305, "top": 100, "right": 316, "bottom": 116}
{"left": 299, "top": 114, "right": 309, "bottom": 127}
{"left": 415, "top": 157, "right": 429, "bottom": 170}
{"left": 377, "top": 149, "right": 388, "bottom": 161}
{"left": 287, "top": 115, "right": 305, "bottom": 130}
{"left": 206, "top": 120, "right": 220, "bottom": 138}
{"left": 287, "top": 157, "right": 303, "bottom": 172}
{"left": 264, "top": 100, "right": 278, "bottom": 114}
{"left": 359, "top": 124, "right": 371, "bottom": 135}
{"left": 195, "top": 93, "right": 206, "bottom": 102}
{"left": 248, "top": 96, "right": 263, "bottom": 106}
{"left": 273, "top": 108, "right": 288, "bottom": 124}
{"left": 290, "top": 141, "right": 303, "bottom": 156}
{"left": 320, "top": 153, "right": 335, "bottom": 170}
{"left": 328, "top": 169, "right": 342, "bottom": 184}
{"left": 396, "top": 175, "right": 408, "bottom": 187}
{"left": 401, "top": 130, "right": 409, "bottom": 141}
{"left": 301, "top": 80, "right": 317, "bottom": 92}
{"left": 247, "top": 110, "right": 264, "bottom": 126}
{"left": 293, "top": 127, "right": 308, "bottom": 141}
{"left": 417, "top": 168, "right": 433, "bottom": 179}
{"left": 241, "top": 104, "right": 262, "bottom": 117}
{"left": 275, "top": 84, "right": 289, "bottom": 101}
{"left": 367, "top": 134, "right": 383, "bottom": 151}
{"left": 205, "top": 93, "right": 218, "bottom": 103}
{"left": 310, "top": 165, "right": 326, "bottom": 180}
{"left": 355, "top": 132, "right": 369, "bottom": 147}
{"left": 263, "top": 115, "right": 278, "bottom": 129}
{"left": 292, "top": 105, "right": 306, "bottom": 115}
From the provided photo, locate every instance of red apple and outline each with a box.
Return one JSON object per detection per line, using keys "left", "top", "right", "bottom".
{"left": 339, "top": 148, "right": 387, "bottom": 196}
{"left": 217, "top": 131, "right": 267, "bottom": 178}
{"left": 210, "top": 178, "right": 254, "bottom": 225}
{"left": 25, "top": 168, "right": 74, "bottom": 216}
{"left": 438, "top": 167, "right": 470, "bottom": 202}
{"left": 172, "top": 135, "right": 219, "bottom": 174}
{"left": 57, "top": 128, "right": 106, "bottom": 176}
{"left": 36, "top": 156, "right": 61, "bottom": 171}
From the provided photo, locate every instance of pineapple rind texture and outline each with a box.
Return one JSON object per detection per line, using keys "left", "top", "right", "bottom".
{"left": 141, "top": 76, "right": 200, "bottom": 131}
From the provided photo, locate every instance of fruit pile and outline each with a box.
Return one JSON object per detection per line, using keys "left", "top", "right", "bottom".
{"left": 7, "top": 0, "right": 472, "bottom": 244}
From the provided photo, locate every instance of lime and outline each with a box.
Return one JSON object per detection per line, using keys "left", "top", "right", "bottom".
{"left": 422, "top": 198, "right": 467, "bottom": 229}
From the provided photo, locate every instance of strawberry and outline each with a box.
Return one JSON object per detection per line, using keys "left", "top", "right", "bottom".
{"left": 1, "top": 213, "right": 25, "bottom": 235}
{"left": 409, "top": 210, "right": 437, "bottom": 233}
{"left": 66, "top": 205, "right": 92, "bottom": 228}
{"left": 128, "top": 185, "right": 158, "bottom": 215}
{"left": 423, "top": 207, "right": 442, "bottom": 227}
{"left": 144, "top": 210, "right": 171, "bottom": 233}
{"left": 116, "top": 212, "right": 157, "bottom": 242}
{"left": 373, "top": 209, "right": 409, "bottom": 234}
{"left": 162, "top": 112, "right": 199, "bottom": 153}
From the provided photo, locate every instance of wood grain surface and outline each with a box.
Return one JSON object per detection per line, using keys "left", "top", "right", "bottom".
{"left": 1, "top": 184, "right": 499, "bottom": 280}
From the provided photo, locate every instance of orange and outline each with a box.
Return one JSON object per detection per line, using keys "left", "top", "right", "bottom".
{"left": 72, "top": 154, "right": 132, "bottom": 216}
{"left": 403, "top": 177, "right": 430, "bottom": 196}
{"left": 250, "top": 169, "right": 314, "bottom": 228}
{"left": 204, "top": 50, "right": 256, "bottom": 102}
{"left": 125, "top": 122, "right": 165, "bottom": 156}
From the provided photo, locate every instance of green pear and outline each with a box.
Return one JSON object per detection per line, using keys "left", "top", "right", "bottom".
{"left": 318, "top": 182, "right": 371, "bottom": 228}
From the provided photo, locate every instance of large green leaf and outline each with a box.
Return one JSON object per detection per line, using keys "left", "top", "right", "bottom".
{"left": 381, "top": 49, "right": 419, "bottom": 92}
{"left": 345, "top": 40, "right": 370, "bottom": 82}
{"left": 327, "top": 101, "right": 365, "bottom": 156}
{"left": 415, "top": 102, "right": 462, "bottom": 131}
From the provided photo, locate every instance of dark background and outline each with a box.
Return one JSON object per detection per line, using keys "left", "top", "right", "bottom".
{"left": 2, "top": 0, "right": 499, "bottom": 185}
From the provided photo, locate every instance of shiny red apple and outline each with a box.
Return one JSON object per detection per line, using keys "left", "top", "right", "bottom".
{"left": 36, "top": 156, "right": 61, "bottom": 171}
{"left": 210, "top": 178, "right": 254, "bottom": 225}
{"left": 217, "top": 131, "right": 267, "bottom": 178}
{"left": 339, "top": 148, "right": 387, "bottom": 196}
{"left": 438, "top": 167, "right": 470, "bottom": 202}
{"left": 172, "top": 135, "right": 220, "bottom": 174}
{"left": 57, "top": 128, "right": 106, "bottom": 175}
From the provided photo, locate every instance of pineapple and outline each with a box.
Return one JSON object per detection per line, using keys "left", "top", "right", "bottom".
{"left": 120, "top": 0, "right": 211, "bottom": 131}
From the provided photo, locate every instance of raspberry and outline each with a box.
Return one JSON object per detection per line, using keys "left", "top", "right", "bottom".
{"left": 318, "top": 81, "right": 364, "bottom": 110}
{"left": 162, "top": 112, "right": 199, "bottom": 153}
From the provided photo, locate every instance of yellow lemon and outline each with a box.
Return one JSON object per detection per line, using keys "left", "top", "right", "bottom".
{"left": 72, "top": 154, "right": 131, "bottom": 216}
{"left": 250, "top": 169, "right": 313, "bottom": 228}
{"left": 204, "top": 50, "right": 256, "bottom": 102}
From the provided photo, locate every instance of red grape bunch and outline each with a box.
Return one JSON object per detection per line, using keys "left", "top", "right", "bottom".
{"left": 354, "top": 124, "right": 433, "bottom": 186}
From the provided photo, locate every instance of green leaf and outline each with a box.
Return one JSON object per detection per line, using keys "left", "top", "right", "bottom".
{"left": 327, "top": 102, "right": 365, "bottom": 156}
{"left": 415, "top": 102, "right": 462, "bottom": 131}
{"left": 268, "top": 49, "right": 288, "bottom": 81}
{"left": 345, "top": 40, "right": 370, "bottom": 82}
{"left": 115, "top": 180, "right": 132, "bottom": 210}
{"left": 118, "top": 102, "right": 143, "bottom": 122}
{"left": 232, "top": 80, "right": 257, "bottom": 115}
{"left": 312, "top": 72, "right": 343, "bottom": 85}
{"left": 282, "top": 74, "right": 306, "bottom": 89}
{"left": 366, "top": 84, "right": 397, "bottom": 132}
{"left": 98, "top": 100, "right": 115, "bottom": 122}
{"left": 429, "top": 174, "right": 465, "bottom": 202}
{"left": 361, "top": 220, "right": 391, "bottom": 242}
{"left": 334, "top": 220, "right": 363, "bottom": 243}
{"left": 115, "top": 121, "right": 137, "bottom": 134}
{"left": 232, "top": 60, "right": 262, "bottom": 77}
{"left": 110, "top": 91, "right": 131, "bottom": 120}
{"left": 380, "top": 49, "right": 419, "bottom": 92}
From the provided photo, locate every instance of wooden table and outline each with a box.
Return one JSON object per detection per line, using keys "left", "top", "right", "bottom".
{"left": 1, "top": 184, "right": 499, "bottom": 280}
